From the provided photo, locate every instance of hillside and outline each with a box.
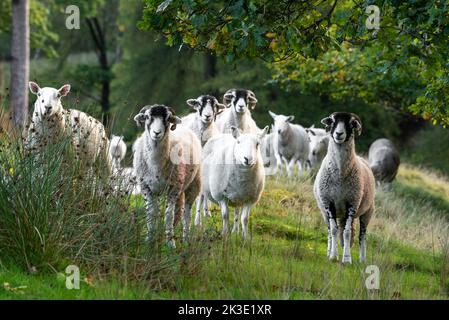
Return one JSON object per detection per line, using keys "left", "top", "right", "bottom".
{"left": 1, "top": 164, "right": 448, "bottom": 299}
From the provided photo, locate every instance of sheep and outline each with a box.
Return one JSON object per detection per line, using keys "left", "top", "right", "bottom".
{"left": 26, "top": 82, "right": 110, "bottom": 171}
{"left": 202, "top": 125, "right": 269, "bottom": 239}
{"left": 260, "top": 129, "right": 278, "bottom": 174}
{"left": 268, "top": 111, "right": 310, "bottom": 177}
{"left": 133, "top": 105, "right": 201, "bottom": 248}
{"left": 305, "top": 126, "right": 330, "bottom": 170}
{"left": 181, "top": 95, "right": 226, "bottom": 226}
{"left": 368, "top": 138, "right": 400, "bottom": 185}
{"left": 215, "top": 89, "right": 259, "bottom": 134}
{"left": 108, "top": 135, "right": 127, "bottom": 171}
{"left": 313, "top": 112, "right": 375, "bottom": 264}
{"left": 182, "top": 95, "right": 226, "bottom": 146}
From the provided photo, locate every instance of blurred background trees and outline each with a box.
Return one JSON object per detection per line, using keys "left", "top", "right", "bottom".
{"left": 0, "top": 0, "right": 448, "bottom": 173}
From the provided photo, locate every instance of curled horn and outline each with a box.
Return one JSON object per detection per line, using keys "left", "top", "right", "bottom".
{"left": 167, "top": 106, "right": 181, "bottom": 131}
{"left": 247, "top": 90, "right": 258, "bottom": 110}
{"left": 350, "top": 113, "right": 362, "bottom": 136}
{"left": 223, "top": 89, "right": 236, "bottom": 107}
{"left": 139, "top": 105, "right": 152, "bottom": 114}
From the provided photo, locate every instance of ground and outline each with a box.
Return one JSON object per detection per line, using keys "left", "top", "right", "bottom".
{"left": 0, "top": 164, "right": 448, "bottom": 299}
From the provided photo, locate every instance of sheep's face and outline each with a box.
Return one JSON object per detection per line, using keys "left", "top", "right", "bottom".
{"left": 307, "top": 132, "right": 329, "bottom": 165}
{"left": 134, "top": 105, "right": 182, "bottom": 142}
{"left": 186, "top": 95, "right": 225, "bottom": 124}
{"left": 223, "top": 89, "right": 257, "bottom": 114}
{"left": 321, "top": 112, "right": 362, "bottom": 145}
{"left": 231, "top": 126, "right": 268, "bottom": 167}
{"left": 269, "top": 111, "right": 294, "bottom": 136}
{"left": 29, "top": 82, "right": 70, "bottom": 117}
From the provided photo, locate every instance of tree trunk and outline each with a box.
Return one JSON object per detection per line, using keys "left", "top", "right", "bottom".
{"left": 204, "top": 52, "right": 218, "bottom": 97}
{"left": 10, "top": 0, "right": 30, "bottom": 130}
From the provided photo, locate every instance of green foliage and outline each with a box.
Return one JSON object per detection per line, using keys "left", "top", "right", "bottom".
{"left": 139, "top": 0, "right": 449, "bottom": 125}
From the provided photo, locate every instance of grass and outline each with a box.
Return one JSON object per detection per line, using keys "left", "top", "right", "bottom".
{"left": 1, "top": 157, "right": 449, "bottom": 299}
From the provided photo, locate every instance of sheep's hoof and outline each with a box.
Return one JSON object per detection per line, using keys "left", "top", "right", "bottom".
{"left": 329, "top": 255, "right": 339, "bottom": 262}
{"left": 342, "top": 255, "right": 352, "bottom": 264}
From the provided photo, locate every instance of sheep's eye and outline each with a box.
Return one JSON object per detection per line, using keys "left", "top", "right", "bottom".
{"left": 256, "top": 142, "right": 260, "bottom": 148}
{"left": 57, "top": 93, "right": 61, "bottom": 98}
{"left": 237, "top": 140, "right": 240, "bottom": 144}
{"left": 37, "top": 93, "right": 40, "bottom": 97}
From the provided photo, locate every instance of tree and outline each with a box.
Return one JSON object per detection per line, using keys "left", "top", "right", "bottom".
{"left": 139, "top": 0, "right": 449, "bottom": 126}
{"left": 10, "top": 0, "right": 30, "bottom": 129}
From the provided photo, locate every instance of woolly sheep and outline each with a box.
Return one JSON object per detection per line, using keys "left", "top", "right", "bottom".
{"left": 109, "top": 135, "right": 127, "bottom": 171}
{"left": 181, "top": 94, "right": 226, "bottom": 226}
{"left": 26, "top": 82, "right": 109, "bottom": 170}
{"left": 269, "top": 111, "right": 310, "bottom": 177}
{"left": 215, "top": 89, "right": 259, "bottom": 134}
{"left": 314, "top": 112, "right": 375, "bottom": 264}
{"left": 368, "top": 138, "right": 400, "bottom": 184}
{"left": 305, "top": 126, "right": 330, "bottom": 170}
{"left": 202, "top": 125, "right": 269, "bottom": 239}
{"left": 133, "top": 105, "right": 201, "bottom": 248}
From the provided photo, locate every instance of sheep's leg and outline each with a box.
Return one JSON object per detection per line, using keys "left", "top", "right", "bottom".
{"left": 183, "top": 200, "right": 192, "bottom": 243}
{"left": 325, "top": 204, "right": 338, "bottom": 261}
{"left": 342, "top": 206, "right": 356, "bottom": 264}
{"left": 359, "top": 209, "right": 372, "bottom": 263}
{"left": 165, "top": 191, "right": 179, "bottom": 249}
{"left": 219, "top": 201, "right": 229, "bottom": 236}
{"left": 241, "top": 205, "right": 251, "bottom": 240}
{"left": 286, "top": 158, "right": 296, "bottom": 177}
{"left": 194, "top": 195, "right": 202, "bottom": 227}
{"left": 232, "top": 207, "right": 240, "bottom": 233}
{"left": 142, "top": 187, "right": 158, "bottom": 243}
{"left": 203, "top": 197, "right": 211, "bottom": 217}
{"left": 296, "top": 159, "right": 303, "bottom": 176}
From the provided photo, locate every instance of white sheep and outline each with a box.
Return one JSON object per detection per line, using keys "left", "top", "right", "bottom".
{"left": 202, "top": 125, "right": 269, "bottom": 239}
{"left": 260, "top": 129, "right": 278, "bottom": 175}
{"left": 368, "top": 138, "right": 400, "bottom": 184}
{"left": 216, "top": 89, "right": 259, "bottom": 134}
{"left": 27, "top": 82, "right": 109, "bottom": 170}
{"left": 314, "top": 112, "right": 375, "bottom": 264}
{"left": 108, "top": 135, "right": 127, "bottom": 171}
{"left": 268, "top": 111, "right": 310, "bottom": 177}
{"left": 133, "top": 105, "right": 201, "bottom": 248}
{"left": 180, "top": 94, "right": 226, "bottom": 226}
{"left": 305, "top": 126, "right": 330, "bottom": 170}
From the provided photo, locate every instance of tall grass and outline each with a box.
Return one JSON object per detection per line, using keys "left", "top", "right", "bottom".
{"left": 0, "top": 126, "right": 202, "bottom": 290}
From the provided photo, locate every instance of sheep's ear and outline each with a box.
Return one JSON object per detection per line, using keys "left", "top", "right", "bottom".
{"left": 230, "top": 126, "right": 241, "bottom": 139}
{"left": 186, "top": 99, "right": 199, "bottom": 110}
{"left": 169, "top": 115, "right": 182, "bottom": 131}
{"left": 58, "top": 84, "right": 71, "bottom": 97}
{"left": 257, "top": 126, "right": 269, "bottom": 140}
{"left": 216, "top": 102, "right": 226, "bottom": 114}
{"left": 133, "top": 113, "right": 147, "bottom": 127}
{"left": 268, "top": 111, "right": 277, "bottom": 119}
{"left": 287, "top": 115, "right": 295, "bottom": 123}
{"left": 321, "top": 116, "right": 333, "bottom": 132}
{"left": 350, "top": 116, "right": 362, "bottom": 136}
{"left": 306, "top": 129, "right": 316, "bottom": 136}
{"left": 29, "top": 81, "right": 40, "bottom": 95}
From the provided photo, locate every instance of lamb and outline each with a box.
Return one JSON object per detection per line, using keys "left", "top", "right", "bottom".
{"left": 269, "top": 111, "right": 310, "bottom": 177}
{"left": 26, "top": 82, "right": 109, "bottom": 170}
{"left": 108, "top": 135, "right": 127, "bottom": 171}
{"left": 133, "top": 105, "right": 201, "bottom": 248}
{"left": 202, "top": 125, "right": 269, "bottom": 239}
{"left": 181, "top": 95, "right": 226, "bottom": 226}
{"left": 368, "top": 138, "right": 400, "bottom": 184}
{"left": 215, "top": 89, "right": 259, "bottom": 134}
{"left": 314, "top": 112, "right": 375, "bottom": 264}
{"left": 306, "top": 126, "right": 330, "bottom": 170}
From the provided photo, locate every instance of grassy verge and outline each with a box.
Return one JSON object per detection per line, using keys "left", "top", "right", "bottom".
{"left": 1, "top": 163, "right": 448, "bottom": 299}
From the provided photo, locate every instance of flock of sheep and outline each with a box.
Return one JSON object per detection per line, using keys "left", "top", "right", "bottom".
{"left": 25, "top": 82, "right": 400, "bottom": 264}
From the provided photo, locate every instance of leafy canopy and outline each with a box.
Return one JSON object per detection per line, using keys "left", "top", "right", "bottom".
{"left": 139, "top": 0, "right": 449, "bottom": 126}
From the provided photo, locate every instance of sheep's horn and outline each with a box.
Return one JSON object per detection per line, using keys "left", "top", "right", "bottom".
{"left": 223, "top": 89, "right": 236, "bottom": 106}
{"left": 139, "top": 105, "right": 151, "bottom": 114}
{"left": 247, "top": 90, "right": 258, "bottom": 109}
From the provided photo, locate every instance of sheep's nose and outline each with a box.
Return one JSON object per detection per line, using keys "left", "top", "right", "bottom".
{"left": 243, "top": 157, "right": 249, "bottom": 165}
{"left": 312, "top": 151, "right": 316, "bottom": 156}
{"left": 278, "top": 130, "right": 281, "bottom": 134}
{"left": 153, "top": 130, "right": 161, "bottom": 135}
{"left": 335, "top": 132, "right": 344, "bottom": 138}
{"left": 205, "top": 115, "right": 211, "bottom": 119}
{"left": 45, "top": 106, "right": 52, "bottom": 110}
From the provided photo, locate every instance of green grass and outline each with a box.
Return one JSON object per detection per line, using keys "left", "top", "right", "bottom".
{"left": 1, "top": 165, "right": 449, "bottom": 300}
